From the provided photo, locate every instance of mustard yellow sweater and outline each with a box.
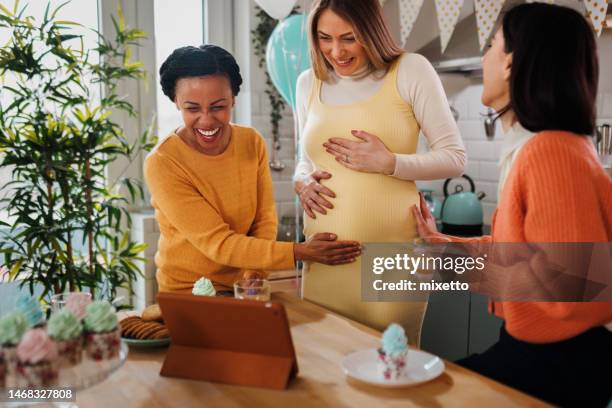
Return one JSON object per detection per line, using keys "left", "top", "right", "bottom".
{"left": 144, "top": 125, "right": 295, "bottom": 292}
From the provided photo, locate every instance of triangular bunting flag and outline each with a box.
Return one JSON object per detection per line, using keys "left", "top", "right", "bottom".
{"left": 399, "top": 0, "right": 425, "bottom": 46}
{"left": 474, "top": 0, "right": 505, "bottom": 51}
{"left": 434, "top": 0, "right": 465, "bottom": 53}
{"left": 584, "top": 0, "right": 607, "bottom": 36}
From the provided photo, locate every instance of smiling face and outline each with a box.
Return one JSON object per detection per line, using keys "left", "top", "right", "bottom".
{"left": 174, "top": 75, "right": 234, "bottom": 155}
{"left": 481, "top": 28, "right": 512, "bottom": 112}
{"left": 316, "top": 9, "right": 369, "bottom": 76}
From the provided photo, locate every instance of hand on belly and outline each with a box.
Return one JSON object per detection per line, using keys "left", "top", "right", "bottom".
{"left": 296, "top": 170, "right": 336, "bottom": 219}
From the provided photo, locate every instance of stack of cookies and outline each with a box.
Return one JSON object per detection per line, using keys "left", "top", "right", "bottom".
{"left": 120, "top": 304, "right": 169, "bottom": 340}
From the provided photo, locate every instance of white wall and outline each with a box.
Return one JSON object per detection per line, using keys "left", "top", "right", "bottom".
{"left": 247, "top": 2, "right": 300, "bottom": 220}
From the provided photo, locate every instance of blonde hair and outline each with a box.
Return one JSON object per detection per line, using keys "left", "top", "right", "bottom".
{"left": 308, "top": 0, "right": 403, "bottom": 81}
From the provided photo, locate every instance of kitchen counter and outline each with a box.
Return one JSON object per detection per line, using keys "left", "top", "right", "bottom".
{"left": 76, "top": 292, "right": 548, "bottom": 407}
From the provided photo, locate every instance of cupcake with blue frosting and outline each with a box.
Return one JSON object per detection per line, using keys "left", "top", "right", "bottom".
{"left": 377, "top": 323, "right": 409, "bottom": 380}
{"left": 192, "top": 277, "right": 216, "bottom": 296}
{"left": 83, "top": 301, "right": 120, "bottom": 361}
{"left": 15, "top": 294, "right": 45, "bottom": 328}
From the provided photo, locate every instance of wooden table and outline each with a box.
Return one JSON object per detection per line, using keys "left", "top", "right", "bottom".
{"left": 76, "top": 292, "right": 549, "bottom": 407}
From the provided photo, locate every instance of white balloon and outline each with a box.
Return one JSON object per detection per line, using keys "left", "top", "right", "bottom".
{"left": 254, "top": 0, "right": 298, "bottom": 20}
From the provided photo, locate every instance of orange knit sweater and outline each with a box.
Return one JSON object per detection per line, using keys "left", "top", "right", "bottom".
{"left": 144, "top": 125, "right": 295, "bottom": 292}
{"left": 488, "top": 131, "right": 612, "bottom": 343}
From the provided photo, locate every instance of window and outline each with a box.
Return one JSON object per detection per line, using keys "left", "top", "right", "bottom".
{"left": 0, "top": 0, "right": 99, "bottom": 223}
{"left": 153, "top": 0, "right": 203, "bottom": 139}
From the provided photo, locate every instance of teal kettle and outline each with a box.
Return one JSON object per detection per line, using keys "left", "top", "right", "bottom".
{"left": 441, "top": 175, "right": 485, "bottom": 236}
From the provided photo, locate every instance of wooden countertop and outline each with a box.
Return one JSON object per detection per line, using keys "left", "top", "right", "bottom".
{"left": 76, "top": 292, "right": 549, "bottom": 407}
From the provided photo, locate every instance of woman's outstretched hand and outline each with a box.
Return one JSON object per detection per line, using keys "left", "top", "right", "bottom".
{"left": 324, "top": 130, "right": 396, "bottom": 175}
{"left": 295, "top": 170, "right": 336, "bottom": 219}
{"left": 294, "top": 232, "right": 361, "bottom": 265}
{"left": 412, "top": 193, "right": 449, "bottom": 243}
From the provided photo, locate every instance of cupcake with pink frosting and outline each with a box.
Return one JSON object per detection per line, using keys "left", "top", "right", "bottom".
{"left": 83, "top": 301, "right": 120, "bottom": 361}
{"left": 16, "top": 328, "right": 59, "bottom": 387}
{"left": 64, "top": 292, "right": 92, "bottom": 321}
{"left": 47, "top": 309, "right": 83, "bottom": 367}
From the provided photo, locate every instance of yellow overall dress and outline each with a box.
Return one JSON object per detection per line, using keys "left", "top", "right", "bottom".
{"left": 302, "top": 59, "right": 427, "bottom": 344}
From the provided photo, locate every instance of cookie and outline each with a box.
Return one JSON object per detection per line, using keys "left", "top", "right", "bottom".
{"left": 125, "top": 320, "right": 146, "bottom": 338}
{"left": 143, "top": 324, "right": 166, "bottom": 339}
{"left": 138, "top": 322, "right": 163, "bottom": 339}
{"left": 133, "top": 322, "right": 157, "bottom": 339}
{"left": 122, "top": 318, "right": 142, "bottom": 331}
{"left": 120, "top": 317, "right": 143, "bottom": 337}
{"left": 152, "top": 328, "right": 170, "bottom": 339}
{"left": 120, "top": 314, "right": 169, "bottom": 340}
{"left": 120, "top": 316, "right": 140, "bottom": 324}
{"left": 142, "top": 304, "right": 163, "bottom": 323}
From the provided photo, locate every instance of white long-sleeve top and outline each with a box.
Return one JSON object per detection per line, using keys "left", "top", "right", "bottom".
{"left": 293, "top": 53, "right": 466, "bottom": 182}
{"left": 497, "top": 122, "right": 535, "bottom": 201}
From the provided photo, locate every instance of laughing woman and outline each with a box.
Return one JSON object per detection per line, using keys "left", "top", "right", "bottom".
{"left": 145, "top": 45, "right": 361, "bottom": 293}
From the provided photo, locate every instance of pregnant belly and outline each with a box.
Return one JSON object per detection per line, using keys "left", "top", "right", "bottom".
{"left": 303, "top": 173, "right": 419, "bottom": 242}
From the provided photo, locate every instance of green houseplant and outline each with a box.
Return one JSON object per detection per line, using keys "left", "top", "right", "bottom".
{"left": 0, "top": 1, "right": 157, "bottom": 304}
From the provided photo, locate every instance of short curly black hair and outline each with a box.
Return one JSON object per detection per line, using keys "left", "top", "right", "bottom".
{"left": 159, "top": 44, "right": 243, "bottom": 102}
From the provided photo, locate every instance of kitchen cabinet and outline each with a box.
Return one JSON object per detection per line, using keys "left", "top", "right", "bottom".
{"left": 420, "top": 224, "right": 503, "bottom": 362}
{"left": 420, "top": 291, "right": 503, "bottom": 362}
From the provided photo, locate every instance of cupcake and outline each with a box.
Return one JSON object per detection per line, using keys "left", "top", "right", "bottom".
{"left": 192, "top": 277, "right": 216, "bottom": 296}
{"left": 65, "top": 292, "right": 92, "bottom": 321}
{"left": 83, "top": 301, "right": 120, "bottom": 361}
{"left": 377, "top": 323, "right": 409, "bottom": 380}
{"left": 0, "top": 311, "right": 28, "bottom": 376}
{"left": 15, "top": 294, "right": 45, "bottom": 328}
{"left": 0, "top": 348, "right": 5, "bottom": 389}
{"left": 47, "top": 309, "right": 83, "bottom": 367}
{"left": 16, "top": 328, "right": 58, "bottom": 387}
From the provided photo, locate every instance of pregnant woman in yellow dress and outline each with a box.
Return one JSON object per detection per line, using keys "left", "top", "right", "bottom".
{"left": 293, "top": 0, "right": 466, "bottom": 344}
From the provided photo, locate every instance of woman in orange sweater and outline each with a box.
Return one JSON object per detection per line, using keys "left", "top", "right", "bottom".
{"left": 145, "top": 45, "right": 361, "bottom": 293}
{"left": 413, "top": 4, "right": 611, "bottom": 406}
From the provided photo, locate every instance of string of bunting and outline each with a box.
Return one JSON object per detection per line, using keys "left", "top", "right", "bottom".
{"left": 394, "top": 0, "right": 608, "bottom": 55}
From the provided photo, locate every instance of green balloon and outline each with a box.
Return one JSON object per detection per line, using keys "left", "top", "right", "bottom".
{"left": 265, "top": 14, "right": 311, "bottom": 110}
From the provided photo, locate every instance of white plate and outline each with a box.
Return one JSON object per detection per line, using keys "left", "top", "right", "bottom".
{"left": 342, "top": 348, "right": 445, "bottom": 388}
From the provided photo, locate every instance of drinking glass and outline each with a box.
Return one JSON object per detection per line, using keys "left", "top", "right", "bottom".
{"left": 50, "top": 292, "right": 92, "bottom": 313}
{"left": 233, "top": 279, "right": 271, "bottom": 301}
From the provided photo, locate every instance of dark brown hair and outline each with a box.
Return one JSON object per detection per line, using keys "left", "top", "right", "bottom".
{"left": 159, "top": 44, "right": 243, "bottom": 101}
{"left": 502, "top": 3, "right": 598, "bottom": 135}
{"left": 308, "top": 0, "right": 403, "bottom": 81}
